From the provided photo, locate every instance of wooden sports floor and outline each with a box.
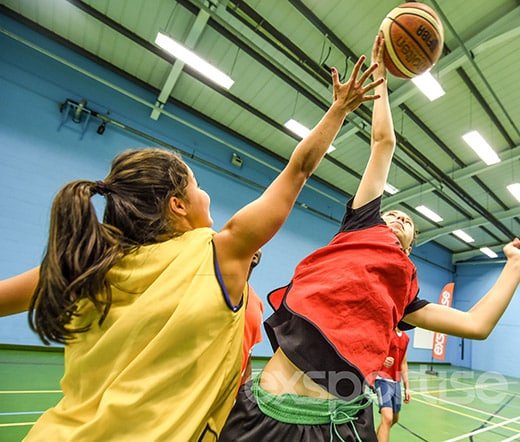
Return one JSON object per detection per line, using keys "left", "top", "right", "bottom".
{"left": 1, "top": 347, "right": 519, "bottom": 441}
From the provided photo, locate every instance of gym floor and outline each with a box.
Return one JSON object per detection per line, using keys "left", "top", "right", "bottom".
{"left": 1, "top": 348, "right": 519, "bottom": 441}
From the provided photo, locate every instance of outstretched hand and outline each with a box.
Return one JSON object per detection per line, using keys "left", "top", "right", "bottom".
{"left": 331, "top": 55, "right": 384, "bottom": 114}
{"left": 504, "top": 238, "right": 520, "bottom": 262}
{"left": 371, "top": 33, "right": 387, "bottom": 79}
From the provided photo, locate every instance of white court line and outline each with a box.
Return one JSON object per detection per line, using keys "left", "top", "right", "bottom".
{"left": 0, "top": 411, "right": 43, "bottom": 416}
{"left": 414, "top": 382, "right": 514, "bottom": 394}
{"left": 415, "top": 392, "right": 520, "bottom": 426}
{"left": 0, "top": 390, "right": 61, "bottom": 394}
{"left": 501, "top": 433, "right": 520, "bottom": 441}
{"left": 443, "top": 415, "right": 520, "bottom": 442}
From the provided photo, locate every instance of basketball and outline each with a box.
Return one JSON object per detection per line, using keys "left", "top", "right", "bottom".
{"left": 379, "top": 2, "right": 444, "bottom": 79}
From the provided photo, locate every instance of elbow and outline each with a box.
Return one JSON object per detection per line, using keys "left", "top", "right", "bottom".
{"left": 372, "top": 138, "right": 396, "bottom": 151}
{"left": 467, "top": 325, "right": 491, "bottom": 340}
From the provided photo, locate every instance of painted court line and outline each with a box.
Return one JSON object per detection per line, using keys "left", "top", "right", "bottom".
{"left": 0, "top": 411, "right": 43, "bottom": 416}
{"left": 443, "top": 415, "right": 520, "bottom": 441}
{"left": 415, "top": 391, "right": 520, "bottom": 427}
{"left": 501, "top": 433, "right": 520, "bottom": 441}
{"left": 412, "top": 397, "right": 520, "bottom": 434}
{"left": 0, "top": 422, "right": 35, "bottom": 428}
{"left": 415, "top": 382, "right": 514, "bottom": 394}
{"left": 0, "top": 390, "right": 61, "bottom": 394}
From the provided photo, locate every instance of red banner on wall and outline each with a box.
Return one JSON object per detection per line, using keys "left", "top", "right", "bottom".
{"left": 432, "top": 282, "right": 455, "bottom": 361}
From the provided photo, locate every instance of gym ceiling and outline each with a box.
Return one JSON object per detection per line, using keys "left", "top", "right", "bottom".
{"left": 1, "top": 0, "right": 519, "bottom": 262}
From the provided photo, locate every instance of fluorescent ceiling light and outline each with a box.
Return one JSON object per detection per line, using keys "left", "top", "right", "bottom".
{"left": 155, "top": 32, "right": 234, "bottom": 89}
{"left": 462, "top": 131, "right": 500, "bottom": 165}
{"left": 415, "top": 205, "right": 443, "bottom": 223}
{"left": 284, "top": 119, "right": 336, "bottom": 153}
{"left": 384, "top": 183, "right": 399, "bottom": 195}
{"left": 507, "top": 183, "right": 520, "bottom": 202}
{"left": 480, "top": 247, "right": 498, "bottom": 258}
{"left": 452, "top": 229, "right": 475, "bottom": 243}
{"left": 411, "top": 70, "right": 445, "bottom": 101}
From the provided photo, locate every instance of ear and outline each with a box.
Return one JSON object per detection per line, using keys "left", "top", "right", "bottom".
{"left": 168, "top": 196, "right": 188, "bottom": 217}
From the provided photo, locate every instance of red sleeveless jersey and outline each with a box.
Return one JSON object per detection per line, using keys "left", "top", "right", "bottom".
{"left": 379, "top": 330, "right": 410, "bottom": 382}
{"left": 269, "top": 225, "right": 418, "bottom": 382}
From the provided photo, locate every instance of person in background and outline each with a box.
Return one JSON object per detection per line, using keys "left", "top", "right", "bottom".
{"left": 375, "top": 327, "right": 410, "bottom": 442}
{"left": 241, "top": 249, "right": 265, "bottom": 385}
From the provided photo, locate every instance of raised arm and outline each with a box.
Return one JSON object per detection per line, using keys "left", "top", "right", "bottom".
{"left": 214, "top": 57, "right": 383, "bottom": 303}
{"left": 404, "top": 239, "right": 520, "bottom": 339}
{"left": 352, "top": 34, "right": 396, "bottom": 209}
{"left": 0, "top": 267, "right": 39, "bottom": 316}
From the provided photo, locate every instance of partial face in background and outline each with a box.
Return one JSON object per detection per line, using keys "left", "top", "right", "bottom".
{"left": 381, "top": 210, "right": 415, "bottom": 254}
{"left": 185, "top": 168, "right": 213, "bottom": 228}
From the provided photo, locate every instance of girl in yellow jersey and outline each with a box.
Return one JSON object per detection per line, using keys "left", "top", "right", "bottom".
{"left": 0, "top": 56, "right": 383, "bottom": 441}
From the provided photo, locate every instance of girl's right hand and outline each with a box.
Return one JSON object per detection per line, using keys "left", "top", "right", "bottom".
{"left": 371, "top": 33, "right": 387, "bottom": 80}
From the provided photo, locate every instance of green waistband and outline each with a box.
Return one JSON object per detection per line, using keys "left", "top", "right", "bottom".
{"left": 251, "top": 374, "right": 372, "bottom": 442}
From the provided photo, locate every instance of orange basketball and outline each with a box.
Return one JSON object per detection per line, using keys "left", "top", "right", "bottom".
{"left": 379, "top": 2, "right": 444, "bottom": 79}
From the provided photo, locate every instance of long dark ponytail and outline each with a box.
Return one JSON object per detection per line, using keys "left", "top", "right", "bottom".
{"left": 29, "top": 148, "right": 190, "bottom": 344}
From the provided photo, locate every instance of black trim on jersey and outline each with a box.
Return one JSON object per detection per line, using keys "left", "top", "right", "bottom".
{"left": 338, "top": 195, "right": 384, "bottom": 233}
{"left": 197, "top": 423, "right": 218, "bottom": 441}
{"left": 211, "top": 241, "right": 243, "bottom": 312}
{"left": 265, "top": 298, "right": 366, "bottom": 400}
{"left": 398, "top": 296, "right": 430, "bottom": 330}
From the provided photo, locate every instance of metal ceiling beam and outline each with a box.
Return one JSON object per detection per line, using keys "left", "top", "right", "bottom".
{"left": 334, "top": 7, "right": 520, "bottom": 145}
{"left": 431, "top": 0, "right": 520, "bottom": 139}
{"left": 150, "top": 8, "right": 210, "bottom": 120}
{"left": 453, "top": 247, "right": 505, "bottom": 264}
{"left": 417, "top": 206, "right": 520, "bottom": 246}
{"left": 382, "top": 143, "right": 520, "bottom": 209}
{"left": 287, "top": 0, "right": 516, "bottom": 242}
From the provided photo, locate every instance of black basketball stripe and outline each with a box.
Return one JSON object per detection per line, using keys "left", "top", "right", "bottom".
{"left": 388, "top": 15, "right": 437, "bottom": 65}
{"left": 397, "top": 7, "right": 443, "bottom": 38}
{"left": 393, "top": 9, "right": 443, "bottom": 45}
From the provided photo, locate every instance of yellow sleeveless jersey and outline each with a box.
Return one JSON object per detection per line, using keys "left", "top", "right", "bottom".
{"left": 25, "top": 228, "right": 246, "bottom": 441}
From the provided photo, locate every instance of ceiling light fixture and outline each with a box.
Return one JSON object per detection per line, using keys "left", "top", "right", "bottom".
{"left": 462, "top": 131, "right": 500, "bottom": 165}
{"left": 155, "top": 32, "right": 234, "bottom": 89}
{"left": 284, "top": 119, "right": 336, "bottom": 153}
{"left": 384, "top": 183, "right": 399, "bottom": 195}
{"left": 506, "top": 183, "right": 520, "bottom": 203}
{"left": 415, "top": 205, "right": 443, "bottom": 223}
{"left": 480, "top": 247, "right": 498, "bottom": 258}
{"left": 452, "top": 229, "right": 475, "bottom": 243}
{"left": 411, "top": 70, "right": 445, "bottom": 101}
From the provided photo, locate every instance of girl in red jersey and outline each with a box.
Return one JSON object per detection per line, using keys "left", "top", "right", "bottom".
{"left": 220, "top": 34, "right": 520, "bottom": 442}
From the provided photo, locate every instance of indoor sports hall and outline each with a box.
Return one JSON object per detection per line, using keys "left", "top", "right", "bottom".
{"left": 0, "top": 1, "right": 519, "bottom": 441}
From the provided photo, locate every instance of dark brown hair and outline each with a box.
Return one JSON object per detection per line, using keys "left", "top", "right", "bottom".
{"left": 29, "top": 148, "right": 190, "bottom": 344}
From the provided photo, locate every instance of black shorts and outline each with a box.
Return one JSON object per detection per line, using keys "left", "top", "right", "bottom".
{"left": 219, "top": 381, "right": 377, "bottom": 442}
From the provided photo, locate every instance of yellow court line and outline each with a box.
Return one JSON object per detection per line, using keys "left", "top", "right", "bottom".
{"left": 0, "top": 422, "right": 35, "bottom": 428}
{"left": 413, "top": 397, "right": 520, "bottom": 434}
{"left": 414, "top": 392, "right": 520, "bottom": 428}
{"left": 0, "top": 390, "right": 62, "bottom": 394}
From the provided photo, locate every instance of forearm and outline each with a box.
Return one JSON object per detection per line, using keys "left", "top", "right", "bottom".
{"left": 468, "top": 257, "right": 520, "bottom": 338}
{"left": 0, "top": 267, "right": 39, "bottom": 316}
{"left": 401, "top": 363, "right": 409, "bottom": 390}
{"left": 404, "top": 254, "right": 520, "bottom": 339}
{"left": 371, "top": 82, "right": 395, "bottom": 146}
{"left": 289, "top": 102, "right": 348, "bottom": 178}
